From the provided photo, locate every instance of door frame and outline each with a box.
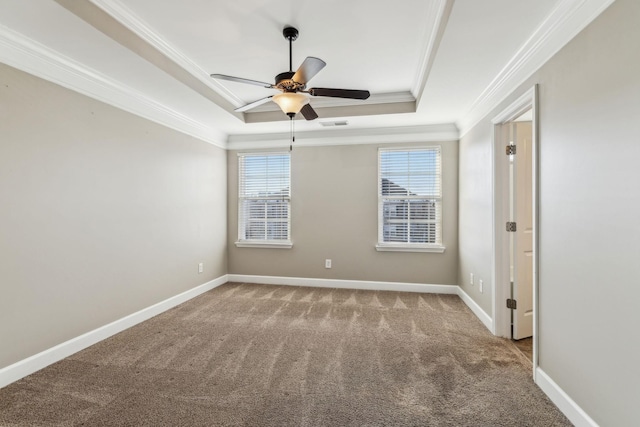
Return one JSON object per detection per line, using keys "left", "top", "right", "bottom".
{"left": 491, "top": 85, "right": 539, "bottom": 376}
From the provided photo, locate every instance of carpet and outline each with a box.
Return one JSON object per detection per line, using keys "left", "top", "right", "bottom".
{"left": 513, "top": 337, "right": 533, "bottom": 362}
{"left": 0, "top": 282, "right": 571, "bottom": 426}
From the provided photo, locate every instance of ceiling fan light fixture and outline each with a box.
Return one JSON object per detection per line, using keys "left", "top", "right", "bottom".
{"left": 272, "top": 92, "right": 308, "bottom": 115}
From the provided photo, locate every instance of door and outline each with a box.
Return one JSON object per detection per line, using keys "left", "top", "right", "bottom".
{"left": 510, "top": 120, "right": 533, "bottom": 339}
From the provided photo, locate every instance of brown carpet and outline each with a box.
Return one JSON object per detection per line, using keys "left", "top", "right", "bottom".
{"left": 0, "top": 282, "right": 571, "bottom": 426}
{"left": 513, "top": 337, "right": 534, "bottom": 362}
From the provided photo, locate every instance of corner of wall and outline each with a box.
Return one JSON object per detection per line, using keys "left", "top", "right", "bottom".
{"left": 0, "top": 276, "right": 228, "bottom": 389}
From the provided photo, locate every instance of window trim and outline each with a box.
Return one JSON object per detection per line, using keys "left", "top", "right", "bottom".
{"left": 375, "top": 243, "right": 445, "bottom": 253}
{"left": 235, "top": 240, "right": 293, "bottom": 249}
{"left": 377, "top": 146, "right": 445, "bottom": 253}
{"left": 236, "top": 152, "right": 292, "bottom": 249}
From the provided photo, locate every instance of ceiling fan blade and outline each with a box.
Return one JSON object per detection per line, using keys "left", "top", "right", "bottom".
{"left": 235, "top": 96, "right": 273, "bottom": 112}
{"left": 211, "top": 74, "right": 274, "bottom": 88}
{"left": 292, "top": 57, "right": 326, "bottom": 84}
{"left": 300, "top": 103, "right": 318, "bottom": 120}
{"left": 309, "top": 88, "right": 370, "bottom": 100}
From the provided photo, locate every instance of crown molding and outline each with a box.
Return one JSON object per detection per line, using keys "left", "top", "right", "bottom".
{"left": 412, "top": 0, "right": 454, "bottom": 107}
{"left": 227, "top": 123, "right": 459, "bottom": 151}
{"left": 0, "top": 24, "right": 227, "bottom": 149}
{"left": 457, "top": 0, "right": 616, "bottom": 137}
{"left": 88, "top": 0, "right": 243, "bottom": 108}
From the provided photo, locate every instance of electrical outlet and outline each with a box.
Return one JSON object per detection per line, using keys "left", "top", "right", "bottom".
{"left": 198, "top": 262, "right": 203, "bottom": 274}
{"left": 470, "top": 273, "right": 474, "bottom": 285}
{"left": 325, "top": 259, "right": 332, "bottom": 269}
{"left": 479, "top": 279, "right": 483, "bottom": 293}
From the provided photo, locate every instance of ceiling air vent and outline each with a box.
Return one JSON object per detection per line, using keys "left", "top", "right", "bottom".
{"left": 319, "top": 120, "right": 349, "bottom": 127}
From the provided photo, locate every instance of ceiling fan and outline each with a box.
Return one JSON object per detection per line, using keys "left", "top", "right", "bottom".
{"left": 211, "top": 26, "right": 370, "bottom": 120}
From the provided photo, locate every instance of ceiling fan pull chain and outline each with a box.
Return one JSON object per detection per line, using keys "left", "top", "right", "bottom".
{"left": 290, "top": 115, "right": 294, "bottom": 151}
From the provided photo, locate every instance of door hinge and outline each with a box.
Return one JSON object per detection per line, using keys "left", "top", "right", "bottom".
{"left": 506, "top": 222, "right": 517, "bottom": 232}
{"left": 506, "top": 299, "right": 517, "bottom": 309}
{"left": 506, "top": 144, "right": 516, "bottom": 155}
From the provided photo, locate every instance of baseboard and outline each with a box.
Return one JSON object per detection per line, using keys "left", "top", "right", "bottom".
{"left": 228, "top": 275, "right": 497, "bottom": 332}
{"left": 0, "top": 275, "right": 228, "bottom": 389}
{"left": 227, "top": 274, "right": 458, "bottom": 295}
{"left": 535, "top": 368, "right": 599, "bottom": 427}
{"left": 456, "top": 287, "right": 494, "bottom": 333}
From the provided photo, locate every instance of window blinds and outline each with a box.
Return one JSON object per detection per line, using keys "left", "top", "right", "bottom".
{"left": 378, "top": 147, "right": 442, "bottom": 245}
{"left": 238, "top": 153, "right": 291, "bottom": 242}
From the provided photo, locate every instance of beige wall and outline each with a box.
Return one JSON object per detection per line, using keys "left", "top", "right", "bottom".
{"left": 0, "top": 63, "right": 227, "bottom": 369}
{"left": 458, "top": 121, "right": 494, "bottom": 312}
{"left": 228, "top": 141, "right": 458, "bottom": 285}
{"left": 458, "top": 0, "right": 640, "bottom": 424}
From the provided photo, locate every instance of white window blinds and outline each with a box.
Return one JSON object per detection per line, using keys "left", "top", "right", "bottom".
{"left": 378, "top": 147, "right": 442, "bottom": 246}
{"left": 238, "top": 153, "right": 291, "bottom": 243}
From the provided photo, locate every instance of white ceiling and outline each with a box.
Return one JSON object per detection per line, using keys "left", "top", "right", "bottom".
{"left": 0, "top": 0, "right": 615, "bottom": 147}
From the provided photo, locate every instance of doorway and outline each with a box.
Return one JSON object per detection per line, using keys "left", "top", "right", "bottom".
{"left": 491, "top": 85, "right": 538, "bottom": 376}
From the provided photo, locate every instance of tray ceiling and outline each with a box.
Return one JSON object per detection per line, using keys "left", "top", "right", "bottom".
{"left": 0, "top": 0, "right": 615, "bottom": 147}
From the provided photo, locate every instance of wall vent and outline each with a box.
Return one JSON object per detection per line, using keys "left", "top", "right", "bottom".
{"left": 319, "top": 120, "right": 348, "bottom": 127}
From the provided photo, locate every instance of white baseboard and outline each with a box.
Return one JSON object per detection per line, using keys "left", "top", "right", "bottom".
{"left": 0, "top": 275, "right": 228, "bottom": 389}
{"left": 536, "top": 368, "right": 599, "bottom": 427}
{"left": 228, "top": 275, "right": 495, "bottom": 332}
{"left": 227, "top": 274, "right": 458, "bottom": 295}
{"left": 456, "top": 287, "right": 494, "bottom": 333}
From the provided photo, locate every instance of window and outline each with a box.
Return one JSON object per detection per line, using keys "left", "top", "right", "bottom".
{"left": 237, "top": 152, "right": 291, "bottom": 248}
{"left": 377, "top": 147, "right": 444, "bottom": 252}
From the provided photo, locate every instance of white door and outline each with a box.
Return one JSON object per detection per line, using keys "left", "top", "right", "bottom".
{"left": 510, "top": 121, "right": 534, "bottom": 339}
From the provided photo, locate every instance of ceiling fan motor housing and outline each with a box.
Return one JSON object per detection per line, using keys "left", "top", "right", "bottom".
{"left": 275, "top": 71, "right": 305, "bottom": 91}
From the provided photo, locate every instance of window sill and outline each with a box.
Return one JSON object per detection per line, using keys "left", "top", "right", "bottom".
{"left": 375, "top": 244, "right": 445, "bottom": 253}
{"left": 235, "top": 240, "right": 293, "bottom": 249}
